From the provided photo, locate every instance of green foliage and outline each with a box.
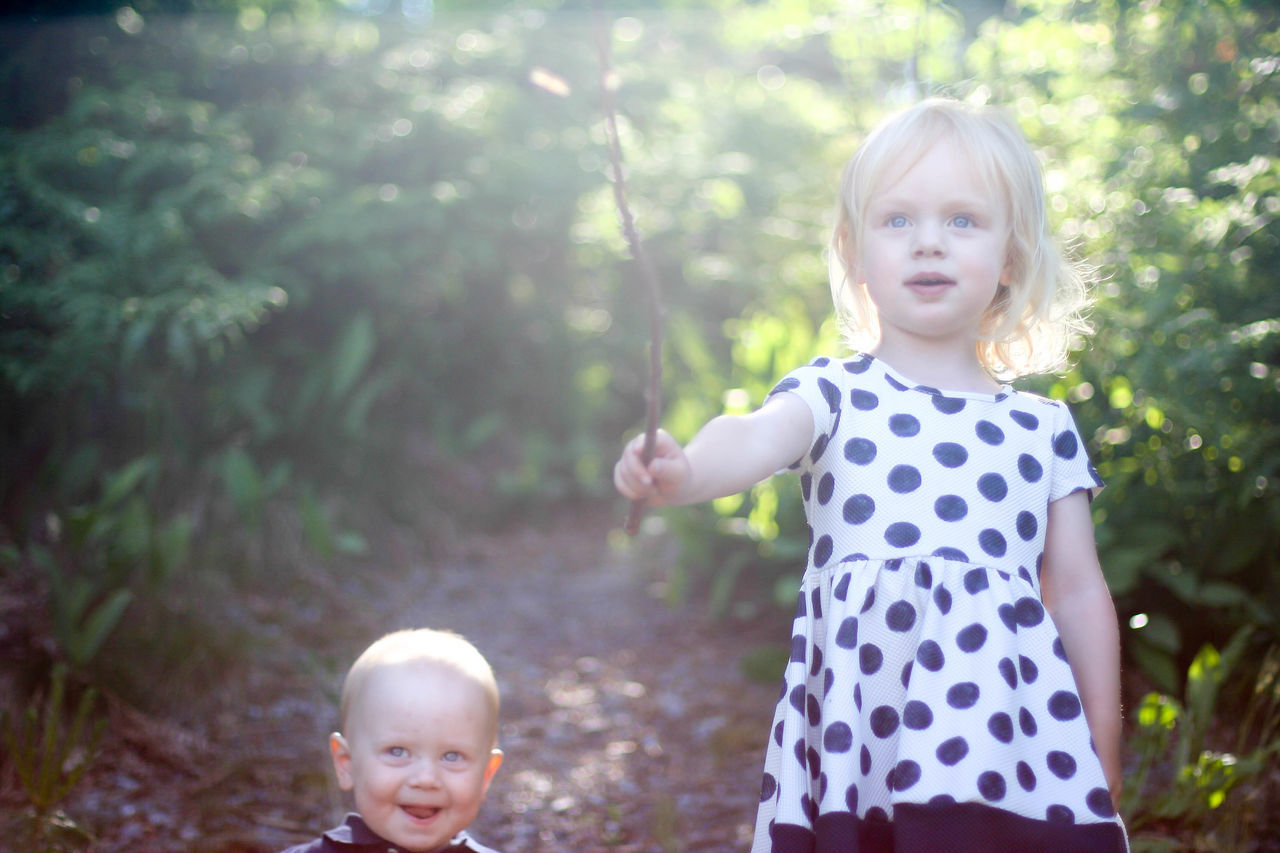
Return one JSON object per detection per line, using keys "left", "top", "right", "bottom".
{"left": 1, "top": 664, "right": 106, "bottom": 851}
{"left": 1123, "top": 629, "right": 1280, "bottom": 851}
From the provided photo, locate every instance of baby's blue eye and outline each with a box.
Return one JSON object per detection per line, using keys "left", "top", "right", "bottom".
{"left": 443, "top": 751, "right": 462, "bottom": 763}
{"left": 387, "top": 746, "right": 408, "bottom": 758}
{"left": 888, "top": 214, "right": 909, "bottom": 228}
{"left": 952, "top": 214, "right": 974, "bottom": 228}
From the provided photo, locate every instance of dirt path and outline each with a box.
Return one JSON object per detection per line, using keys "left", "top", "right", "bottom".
{"left": 63, "top": 507, "right": 787, "bottom": 852}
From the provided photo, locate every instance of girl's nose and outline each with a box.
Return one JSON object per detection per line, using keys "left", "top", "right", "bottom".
{"left": 911, "top": 221, "right": 945, "bottom": 256}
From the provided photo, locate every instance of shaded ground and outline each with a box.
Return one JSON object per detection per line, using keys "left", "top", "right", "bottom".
{"left": 45, "top": 506, "right": 789, "bottom": 852}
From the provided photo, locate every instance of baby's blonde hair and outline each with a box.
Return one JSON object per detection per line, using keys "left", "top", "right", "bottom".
{"left": 339, "top": 628, "right": 500, "bottom": 743}
{"left": 830, "top": 97, "right": 1092, "bottom": 379}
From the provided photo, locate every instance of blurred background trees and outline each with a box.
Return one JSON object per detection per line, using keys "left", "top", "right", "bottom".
{"left": 1, "top": 0, "right": 1277, "bottom": 845}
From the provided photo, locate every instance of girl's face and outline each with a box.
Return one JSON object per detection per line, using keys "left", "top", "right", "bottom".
{"left": 855, "top": 139, "right": 1011, "bottom": 358}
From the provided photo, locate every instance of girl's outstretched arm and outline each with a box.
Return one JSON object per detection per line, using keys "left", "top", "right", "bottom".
{"left": 1040, "top": 489, "right": 1123, "bottom": 808}
{"left": 613, "top": 391, "right": 813, "bottom": 507}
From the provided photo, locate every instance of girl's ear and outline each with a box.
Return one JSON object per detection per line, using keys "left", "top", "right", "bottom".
{"left": 329, "top": 732, "right": 355, "bottom": 791}
{"left": 834, "top": 223, "right": 860, "bottom": 280}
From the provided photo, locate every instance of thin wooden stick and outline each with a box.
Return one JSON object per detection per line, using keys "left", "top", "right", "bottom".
{"left": 594, "top": 7, "right": 665, "bottom": 536}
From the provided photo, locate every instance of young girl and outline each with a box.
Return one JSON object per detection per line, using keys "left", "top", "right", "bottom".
{"left": 614, "top": 97, "right": 1127, "bottom": 852}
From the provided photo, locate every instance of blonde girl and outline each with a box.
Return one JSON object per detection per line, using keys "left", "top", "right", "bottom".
{"left": 615, "top": 97, "right": 1126, "bottom": 852}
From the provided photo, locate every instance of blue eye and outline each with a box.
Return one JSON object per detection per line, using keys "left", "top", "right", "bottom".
{"left": 387, "top": 746, "right": 408, "bottom": 758}
{"left": 888, "top": 214, "right": 909, "bottom": 228}
{"left": 952, "top": 214, "right": 974, "bottom": 228}
{"left": 443, "top": 751, "right": 462, "bottom": 763}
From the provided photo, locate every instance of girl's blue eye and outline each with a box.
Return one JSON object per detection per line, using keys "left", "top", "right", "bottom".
{"left": 952, "top": 214, "right": 973, "bottom": 228}
{"left": 888, "top": 214, "right": 908, "bottom": 228}
{"left": 443, "top": 751, "right": 462, "bottom": 763}
{"left": 387, "top": 746, "right": 408, "bottom": 758}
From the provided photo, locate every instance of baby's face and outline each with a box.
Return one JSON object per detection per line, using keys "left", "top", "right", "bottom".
{"left": 331, "top": 663, "right": 502, "bottom": 853}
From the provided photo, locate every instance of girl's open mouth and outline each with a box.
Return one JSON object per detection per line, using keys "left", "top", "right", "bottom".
{"left": 402, "top": 805, "right": 441, "bottom": 821}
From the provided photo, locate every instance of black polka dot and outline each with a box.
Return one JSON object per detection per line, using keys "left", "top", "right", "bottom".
{"left": 869, "top": 706, "right": 900, "bottom": 738}
{"left": 789, "top": 635, "right": 806, "bottom": 663}
{"left": 771, "top": 377, "right": 800, "bottom": 395}
{"left": 978, "top": 771, "right": 1007, "bottom": 801}
{"left": 886, "top": 600, "right": 917, "bottom": 632}
{"left": 888, "top": 464, "right": 922, "bottom": 493}
{"left": 1019, "top": 707, "right": 1038, "bottom": 736}
{"left": 800, "top": 473, "right": 812, "bottom": 501}
{"left": 811, "top": 587, "right": 823, "bottom": 620}
{"left": 1087, "top": 788, "right": 1116, "bottom": 818}
{"left": 1047, "top": 751, "right": 1077, "bottom": 780}
{"left": 845, "top": 437, "right": 877, "bottom": 464}
{"left": 760, "top": 773, "right": 777, "bottom": 802}
{"left": 793, "top": 740, "right": 807, "bottom": 771}
{"left": 1019, "top": 655, "right": 1039, "bottom": 684}
{"left": 885, "top": 522, "right": 921, "bottom": 548}
{"left": 885, "top": 373, "right": 910, "bottom": 391}
{"left": 900, "top": 660, "right": 913, "bottom": 688}
{"left": 835, "top": 617, "right": 858, "bottom": 649}
{"left": 1018, "top": 453, "right": 1044, "bottom": 482}
{"left": 811, "top": 433, "right": 830, "bottom": 464}
{"left": 935, "top": 494, "right": 968, "bottom": 521}
{"left": 946, "top": 682, "right": 980, "bottom": 709}
{"left": 1053, "top": 637, "right": 1069, "bottom": 662}
{"left": 850, "top": 389, "right": 879, "bottom": 410}
{"left": 806, "top": 694, "right": 821, "bottom": 726}
{"left": 916, "top": 640, "right": 945, "bottom": 672}
{"left": 998, "top": 657, "right": 1017, "bottom": 689}
{"left": 813, "top": 535, "right": 833, "bottom": 567}
{"left": 978, "top": 473, "right": 1008, "bottom": 501}
{"left": 774, "top": 720, "right": 784, "bottom": 746}
{"left": 860, "top": 745, "right": 872, "bottom": 775}
{"left": 934, "top": 546, "right": 969, "bottom": 562}
{"left": 888, "top": 413, "right": 920, "bottom": 436}
{"left": 932, "top": 396, "right": 966, "bottom": 415}
{"left": 860, "top": 645, "right": 883, "bottom": 675}
{"left": 963, "top": 569, "right": 989, "bottom": 594}
{"left": 933, "top": 442, "right": 969, "bottom": 468}
{"left": 997, "top": 604, "right": 1018, "bottom": 633}
{"left": 860, "top": 587, "right": 876, "bottom": 613}
{"left": 846, "top": 355, "right": 872, "bottom": 374}
{"left": 1016, "top": 511, "right": 1037, "bottom": 540}
{"left": 1047, "top": 804, "right": 1075, "bottom": 824}
{"left": 933, "top": 586, "right": 952, "bottom": 614}
{"left": 844, "top": 494, "right": 875, "bottom": 524}
{"left": 889, "top": 760, "right": 922, "bottom": 791}
{"left": 845, "top": 784, "right": 859, "bottom": 812}
{"left": 817, "top": 473, "right": 835, "bottom": 505}
{"left": 957, "top": 623, "right": 988, "bottom": 652}
{"left": 976, "top": 420, "right": 1005, "bottom": 445}
{"left": 903, "top": 700, "right": 933, "bottom": 730}
{"left": 824, "top": 722, "right": 853, "bottom": 752}
{"left": 788, "top": 685, "right": 805, "bottom": 713}
{"left": 807, "top": 747, "right": 821, "bottom": 779}
{"left": 1010, "top": 410, "right": 1039, "bottom": 430}
{"left": 818, "top": 378, "right": 841, "bottom": 412}
{"left": 1017, "top": 762, "right": 1037, "bottom": 792}
{"left": 937, "top": 737, "right": 969, "bottom": 766}
{"left": 988, "top": 712, "right": 1014, "bottom": 743}
{"left": 809, "top": 644, "right": 823, "bottom": 676}
{"left": 1015, "top": 597, "right": 1045, "bottom": 627}
{"left": 1053, "top": 430, "right": 1080, "bottom": 459}
{"left": 1048, "top": 691, "right": 1082, "bottom": 721}
{"left": 914, "top": 562, "right": 933, "bottom": 589}
{"left": 834, "top": 573, "right": 850, "bottom": 600}
{"left": 979, "top": 529, "right": 1007, "bottom": 558}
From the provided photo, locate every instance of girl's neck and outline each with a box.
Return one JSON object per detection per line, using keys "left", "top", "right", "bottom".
{"left": 870, "top": 340, "right": 1002, "bottom": 394}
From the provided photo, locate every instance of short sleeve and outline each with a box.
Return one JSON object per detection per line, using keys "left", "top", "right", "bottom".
{"left": 767, "top": 357, "right": 843, "bottom": 472}
{"left": 1047, "top": 400, "right": 1104, "bottom": 501}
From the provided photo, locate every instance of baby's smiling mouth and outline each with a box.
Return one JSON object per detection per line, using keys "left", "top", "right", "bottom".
{"left": 402, "top": 805, "right": 441, "bottom": 821}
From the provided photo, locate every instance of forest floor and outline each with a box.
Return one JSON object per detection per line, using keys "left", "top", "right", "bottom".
{"left": 4, "top": 502, "right": 1278, "bottom": 852}
{"left": 22, "top": 504, "right": 790, "bottom": 852}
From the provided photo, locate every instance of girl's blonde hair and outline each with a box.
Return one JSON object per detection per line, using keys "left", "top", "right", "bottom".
{"left": 829, "top": 97, "right": 1092, "bottom": 379}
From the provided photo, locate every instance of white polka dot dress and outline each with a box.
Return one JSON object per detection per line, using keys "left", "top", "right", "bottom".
{"left": 751, "top": 355, "right": 1127, "bottom": 853}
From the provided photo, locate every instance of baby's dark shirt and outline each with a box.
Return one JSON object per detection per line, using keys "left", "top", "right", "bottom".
{"left": 280, "top": 813, "right": 501, "bottom": 853}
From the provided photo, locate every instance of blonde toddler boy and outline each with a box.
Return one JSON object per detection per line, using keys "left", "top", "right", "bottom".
{"left": 282, "top": 628, "right": 505, "bottom": 853}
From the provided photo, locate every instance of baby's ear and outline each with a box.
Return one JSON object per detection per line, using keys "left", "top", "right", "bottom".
{"left": 481, "top": 748, "right": 504, "bottom": 795}
{"left": 329, "top": 732, "right": 355, "bottom": 791}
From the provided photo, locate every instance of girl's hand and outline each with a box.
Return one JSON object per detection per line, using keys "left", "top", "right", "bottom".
{"left": 613, "top": 429, "right": 691, "bottom": 506}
